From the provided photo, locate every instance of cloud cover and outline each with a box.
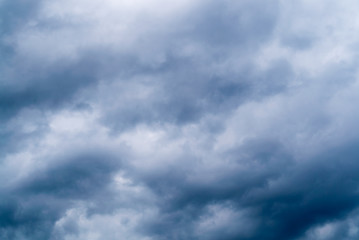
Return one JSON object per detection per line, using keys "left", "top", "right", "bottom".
{"left": 2, "top": 0, "right": 359, "bottom": 239}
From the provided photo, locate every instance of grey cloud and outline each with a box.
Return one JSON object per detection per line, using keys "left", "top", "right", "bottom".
{"left": 0, "top": 0, "right": 43, "bottom": 68}
{"left": 281, "top": 34, "right": 315, "bottom": 50}
{"left": 190, "top": 0, "right": 279, "bottom": 47}
{"left": 132, "top": 139, "right": 292, "bottom": 239}
{"left": 239, "top": 142, "right": 359, "bottom": 240}
{"left": 0, "top": 54, "right": 103, "bottom": 157}
{"left": 18, "top": 151, "right": 120, "bottom": 197}
{"left": 0, "top": 55, "right": 99, "bottom": 120}
{"left": 0, "top": 0, "right": 41, "bottom": 35}
{"left": 99, "top": 56, "right": 292, "bottom": 131}
{"left": 128, "top": 138, "right": 359, "bottom": 240}
{"left": 0, "top": 150, "right": 121, "bottom": 240}
{"left": 1, "top": 0, "right": 286, "bottom": 130}
{"left": 2, "top": 0, "right": 359, "bottom": 240}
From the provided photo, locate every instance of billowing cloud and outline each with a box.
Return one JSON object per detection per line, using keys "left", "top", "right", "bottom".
{"left": 2, "top": 0, "right": 359, "bottom": 239}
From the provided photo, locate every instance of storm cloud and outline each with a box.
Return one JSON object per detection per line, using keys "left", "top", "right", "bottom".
{"left": 2, "top": 0, "right": 359, "bottom": 239}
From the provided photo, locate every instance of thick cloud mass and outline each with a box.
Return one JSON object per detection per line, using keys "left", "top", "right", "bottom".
{"left": 2, "top": 0, "right": 359, "bottom": 239}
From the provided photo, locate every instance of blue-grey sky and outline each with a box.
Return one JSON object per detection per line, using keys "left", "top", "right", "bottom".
{"left": 1, "top": 0, "right": 359, "bottom": 239}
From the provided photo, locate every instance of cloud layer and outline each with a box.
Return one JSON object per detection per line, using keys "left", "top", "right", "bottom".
{"left": 2, "top": 0, "right": 359, "bottom": 239}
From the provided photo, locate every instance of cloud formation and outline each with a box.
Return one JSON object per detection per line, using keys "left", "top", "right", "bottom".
{"left": 2, "top": 0, "right": 359, "bottom": 239}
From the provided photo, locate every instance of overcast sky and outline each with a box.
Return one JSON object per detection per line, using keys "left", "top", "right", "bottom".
{"left": 2, "top": 0, "right": 359, "bottom": 239}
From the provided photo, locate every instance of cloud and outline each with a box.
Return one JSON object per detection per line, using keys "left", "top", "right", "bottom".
{"left": 2, "top": 0, "right": 359, "bottom": 240}
{"left": 0, "top": 148, "right": 121, "bottom": 240}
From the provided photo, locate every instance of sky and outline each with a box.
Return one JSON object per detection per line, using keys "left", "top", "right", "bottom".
{"left": 1, "top": 0, "right": 359, "bottom": 239}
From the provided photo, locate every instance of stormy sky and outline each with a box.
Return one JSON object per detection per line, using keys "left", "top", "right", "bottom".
{"left": 1, "top": 0, "right": 359, "bottom": 239}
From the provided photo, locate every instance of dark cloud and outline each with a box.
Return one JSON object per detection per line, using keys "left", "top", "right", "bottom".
{"left": 0, "top": 59, "right": 95, "bottom": 119}
{"left": 126, "top": 139, "right": 359, "bottom": 240}
{"left": 133, "top": 138, "right": 293, "bottom": 240}
{"left": 240, "top": 141, "right": 359, "bottom": 240}
{"left": 19, "top": 151, "right": 120, "bottom": 197}
{"left": 1, "top": 0, "right": 359, "bottom": 240}
{"left": 0, "top": 150, "right": 121, "bottom": 240}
